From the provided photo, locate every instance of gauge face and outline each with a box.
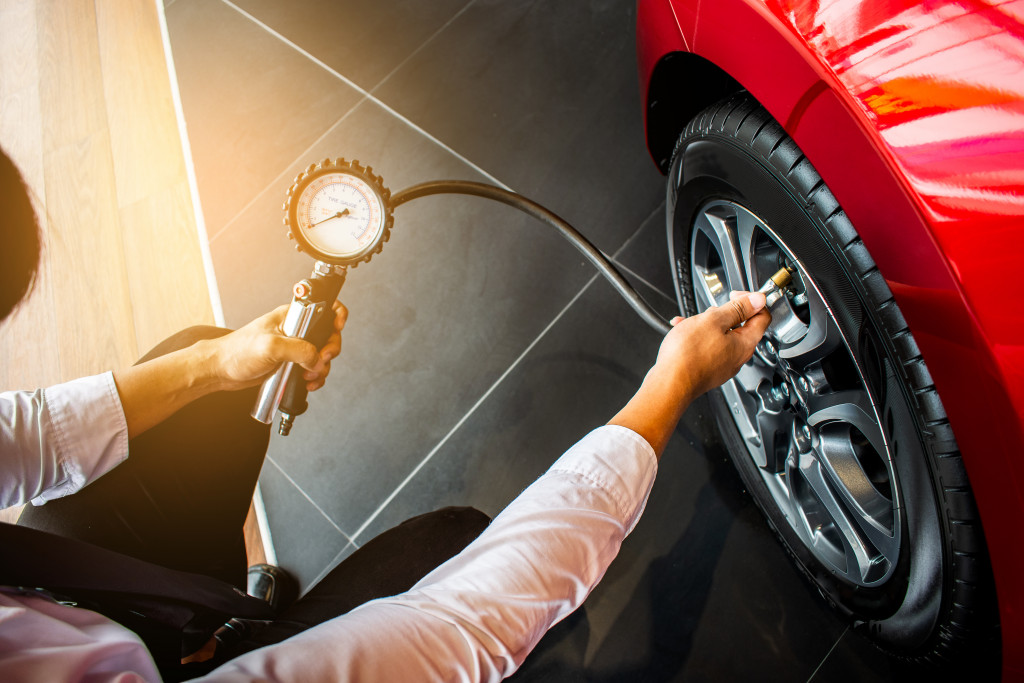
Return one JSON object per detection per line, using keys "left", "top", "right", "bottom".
{"left": 293, "top": 171, "right": 386, "bottom": 263}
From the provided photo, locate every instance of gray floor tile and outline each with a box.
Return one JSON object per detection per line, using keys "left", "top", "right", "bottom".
{"left": 166, "top": 0, "right": 363, "bottom": 235}
{"left": 614, "top": 200, "right": 677, "bottom": 303}
{"left": 229, "top": 0, "right": 474, "bottom": 91}
{"left": 350, "top": 277, "right": 667, "bottom": 543}
{"left": 372, "top": 0, "right": 665, "bottom": 254}
{"left": 258, "top": 458, "right": 354, "bottom": 592}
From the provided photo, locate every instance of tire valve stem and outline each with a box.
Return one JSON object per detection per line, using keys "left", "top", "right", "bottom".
{"left": 758, "top": 266, "right": 795, "bottom": 308}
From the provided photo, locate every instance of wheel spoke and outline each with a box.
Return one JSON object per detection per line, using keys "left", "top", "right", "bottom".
{"left": 778, "top": 280, "right": 844, "bottom": 365}
{"left": 807, "top": 390, "right": 887, "bottom": 460}
{"left": 692, "top": 206, "right": 749, "bottom": 307}
{"left": 797, "top": 451, "right": 881, "bottom": 583}
{"left": 734, "top": 359, "right": 773, "bottom": 394}
{"left": 754, "top": 409, "right": 791, "bottom": 472}
{"left": 721, "top": 379, "right": 765, "bottom": 458}
{"left": 816, "top": 434, "right": 899, "bottom": 557}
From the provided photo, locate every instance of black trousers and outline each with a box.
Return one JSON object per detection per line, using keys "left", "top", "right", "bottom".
{"left": 16, "top": 327, "right": 489, "bottom": 676}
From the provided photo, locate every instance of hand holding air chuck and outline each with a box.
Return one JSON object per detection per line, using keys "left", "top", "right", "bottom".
{"left": 758, "top": 266, "right": 795, "bottom": 307}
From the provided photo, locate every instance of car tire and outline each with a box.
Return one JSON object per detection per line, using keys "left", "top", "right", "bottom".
{"left": 666, "top": 93, "right": 999, "bottom": 666}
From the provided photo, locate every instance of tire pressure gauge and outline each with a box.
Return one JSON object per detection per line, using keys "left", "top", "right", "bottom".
{"left": 286, "top": 158, "right": 393, "bottom": 266}
{"left": 253, "top": 158, "right": 393, "bottom": 436}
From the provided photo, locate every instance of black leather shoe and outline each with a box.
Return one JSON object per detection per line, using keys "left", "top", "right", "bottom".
{"left": 246, "top": 564, "right": 298, "bottom": 614}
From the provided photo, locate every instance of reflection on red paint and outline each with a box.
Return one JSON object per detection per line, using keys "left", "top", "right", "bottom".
{"left": 764, "top": 0, "right": 1024, "bottom": 222}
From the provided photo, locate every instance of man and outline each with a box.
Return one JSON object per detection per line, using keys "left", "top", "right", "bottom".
{"left": 0, "top": 147, "right": 769, "bottom": 681}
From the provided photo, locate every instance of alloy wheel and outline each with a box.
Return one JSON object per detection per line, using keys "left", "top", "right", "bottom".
{"left": 690, "top": 199, "right": 901, "bottom": 588}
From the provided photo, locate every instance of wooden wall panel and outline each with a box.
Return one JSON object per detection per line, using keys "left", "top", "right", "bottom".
{"left": 37, "top": 0, "right": 139, "bottom": 377}
{"left": 96, "top": 0, "right": 215, "bottom": 352}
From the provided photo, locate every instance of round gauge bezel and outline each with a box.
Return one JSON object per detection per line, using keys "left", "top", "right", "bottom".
{"left": 285, "top": 158, "right": 393, "bottom": 267}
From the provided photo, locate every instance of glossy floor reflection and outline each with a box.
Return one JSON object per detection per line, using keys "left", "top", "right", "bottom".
{"left": 165, "top": 0, "right": 917, "bottom": 679}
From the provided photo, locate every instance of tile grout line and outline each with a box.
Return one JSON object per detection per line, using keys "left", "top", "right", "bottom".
{"left": 611, "top": 260, "right": 676, "bottom": 307}
{"left": 367, "top": 0, "right": 479, "bottom": 97}
{"left": 350, "top": 272, "right": 602, "bottom": 543}
{"left": 806, "top": 626, "right": 848, "bottom": 682}
{"left": 155, "top": 0, "right": 224, "bottom": 327}
{"left": 602, "top": 199, "right": 677, "bottom": 304}
{"left": 609, "top": 200, "right": 665, "bottom": 260}
{"left": 157, "top": 0, "right": 284, "bottom": 565}
{"left": 304, "top": 542, "right": 359, "bottom": 595}
{"left": 219, "top": 0, "right": 511, "bottom": 191}
{"left": 266, "top": 456, "right": 357, "bottom": 545}
{"left": 208, "top": 106, "right": 362, "bottom": 244}
{"left": 349, "top": 213, "right": 659, "bottom": 543}
{"left": 209, "top": 0, "right": 480, "bottom": 244}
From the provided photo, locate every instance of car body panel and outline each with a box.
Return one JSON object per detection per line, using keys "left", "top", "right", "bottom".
{"left": 638, "top": 0, "right": 1024, "bottom": 673}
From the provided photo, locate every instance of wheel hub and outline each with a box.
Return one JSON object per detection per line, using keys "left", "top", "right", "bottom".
{"left": 690, "top": 200, "right": 901, "bottom": 588}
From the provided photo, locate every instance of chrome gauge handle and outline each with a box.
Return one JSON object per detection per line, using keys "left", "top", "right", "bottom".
{"left": 252, "top": 262, "right": 346, "bottom": 435}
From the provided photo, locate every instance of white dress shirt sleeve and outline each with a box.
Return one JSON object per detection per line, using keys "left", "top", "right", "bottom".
{"left": 198, "top": 424, "right": 658, "bottom": 683}
{"left": 0, "top": 372, "right": 129, "bottom": 508}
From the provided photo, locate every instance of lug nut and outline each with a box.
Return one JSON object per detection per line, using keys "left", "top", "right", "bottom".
{"left": 769, "top": 383, "right": 789, "bottom": 403}
{"left": 760, "top": 380, "right": 791, "bottom": 412}
{"left": 794, "top": 421, "right": 814, "bottom": 453}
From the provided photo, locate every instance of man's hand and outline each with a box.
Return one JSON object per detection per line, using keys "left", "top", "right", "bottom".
{"left": 655, "top": 291, "right": 770, "bottom": 402}
{"left": 206, "top": 301, "right": 348, "bottom": 393}
{"left": 608, "top": 291, "right": 770, "bottom": 458}
{"left": 113, "top": 302, "right": 348, "bottom": 438}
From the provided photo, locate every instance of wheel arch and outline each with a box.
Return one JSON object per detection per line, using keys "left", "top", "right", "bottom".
{"left": 643, "top": 52, "right": 742, "bottom": 173}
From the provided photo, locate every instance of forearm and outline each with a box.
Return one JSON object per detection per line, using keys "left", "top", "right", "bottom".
{"left": 610, "top": 293, "right": 770, "bottom": 458}
{"left": 112, "top": 339, "right": 226, "bottom": 439}
{"left": 607, "top": 365, "right": 695, "bottom": 459}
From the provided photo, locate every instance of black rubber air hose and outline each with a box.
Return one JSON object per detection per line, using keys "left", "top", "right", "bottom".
{"left": 390, "top": 180, "right": 672, "bottom": 336}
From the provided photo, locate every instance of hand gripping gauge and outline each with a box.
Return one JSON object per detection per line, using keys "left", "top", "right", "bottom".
{"left": 252, "top": 158, "right": 393, "bottom": 435}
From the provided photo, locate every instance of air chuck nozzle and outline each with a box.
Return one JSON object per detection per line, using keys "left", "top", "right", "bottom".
{"left": 769, "top": 267, "right": 794, "bottom": 290}
{"left": 758, "top": 267, "right": 795, "bottom": 308}
{"left": 278, "top": 414, "right": 295, "bottom": 436}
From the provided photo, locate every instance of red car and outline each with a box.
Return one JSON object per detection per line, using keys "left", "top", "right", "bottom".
{"left": 637, "top": 0, "right": 1024, "bottom": 676}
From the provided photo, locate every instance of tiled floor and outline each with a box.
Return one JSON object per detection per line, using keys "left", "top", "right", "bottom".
{"left": 165, "top": 1, "right": 923, "bottom": 679}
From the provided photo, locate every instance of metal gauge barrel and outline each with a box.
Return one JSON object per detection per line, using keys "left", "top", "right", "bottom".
{"left": 285, "top": 158, "right": 393, "bottom": 267}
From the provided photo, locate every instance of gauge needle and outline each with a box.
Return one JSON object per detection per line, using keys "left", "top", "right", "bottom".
{"left": 310, "top": 209, "right": 350, "bottom": 227}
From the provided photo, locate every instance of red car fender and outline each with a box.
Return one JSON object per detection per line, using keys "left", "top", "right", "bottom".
{"left": 638, "top": 0, "right": 1024, "bottom": 673}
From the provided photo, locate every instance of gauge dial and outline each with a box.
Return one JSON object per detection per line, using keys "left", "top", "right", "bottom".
{"left": 286, "top": 159, "right": 392, "bottom": 266}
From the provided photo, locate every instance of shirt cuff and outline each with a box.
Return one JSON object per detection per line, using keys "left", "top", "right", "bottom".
{"left": 34, "top": 372, "right": 129, "bottom": 504}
